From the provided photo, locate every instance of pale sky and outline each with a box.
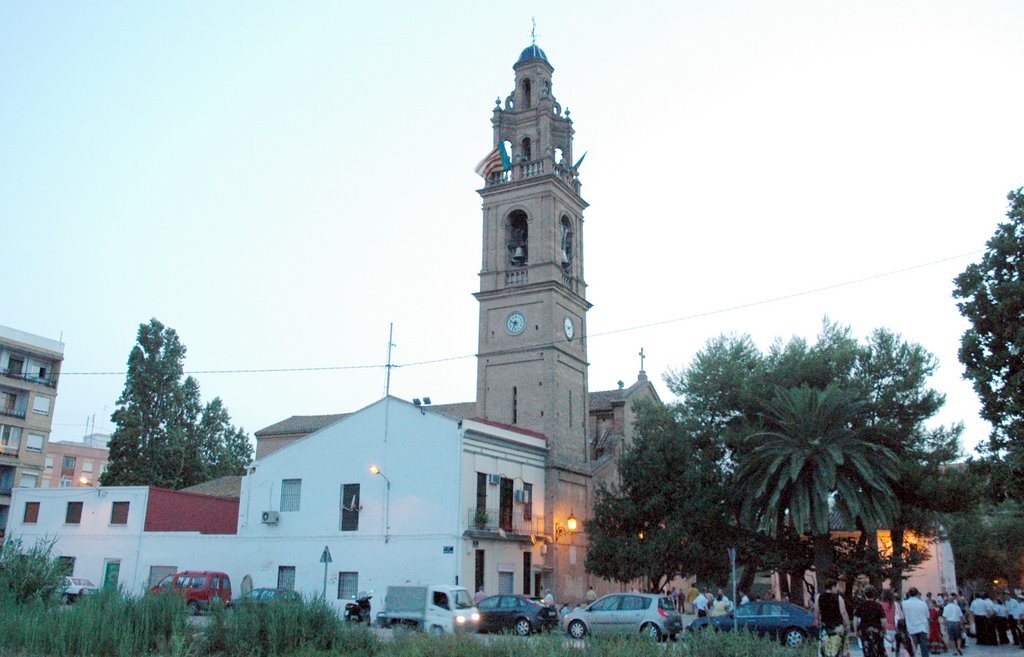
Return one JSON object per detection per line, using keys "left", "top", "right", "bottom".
{"left": 3, "top": 1, "right": 1021, "bottom": 455}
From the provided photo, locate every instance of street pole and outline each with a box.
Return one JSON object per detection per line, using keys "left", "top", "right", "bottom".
{"left": 728, "top": 547, "right": 737, "bottom": 631}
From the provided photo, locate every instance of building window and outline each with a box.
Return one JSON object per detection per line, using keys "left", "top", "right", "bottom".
{"left": 20, "top": 472, "right": 38, "bottom": 488}
{"left": 523, "top": 482, "right": 533, "bottom": 522}
{"left": 61, "top": 456, "right": 77, "bottom": 477}
{"left": 66, "top": 501, "right": 83, "bottom": 524}
{"left": 560, "top": 216, "right": 573, "bottom": 269}
{"left": 512, "top": 386, "right": 518, "bottom": 424}
{"left": 149, "top": 565, "right": 177, "bottom": 587}
{"left": 522, "top": 552, "right": 531, "bottom": 595}
{"left": 44, "top": 456, "right": 54, "bottom": 469}
{"left": 499, "top": 477, "right": 513, "bottom": 531}
{"left": 0, "top": 425, "right": 22, "bottom": 455}
{"left": 32, "top": 395, "right": 51, "bottom": 415}
{"left": 475, "top": 549, "right": 485, "bottom": 593}
{"left": 521, "top": 136, "right": 532, "bottom": 160}
{"left": 59, "top": 478, "right": 73, "bottom": 488}
{"left": 1, "top": 391, "right": 16, "bottom": 413}
{"left": 83, "top": 460, "right": 94, "bottom": 473}
{"left": 7, "top": 356, "right": 24, "bottom": 375}
{"left": 110, "top": 501, "right": 129, "bottom": 525}
{"left": 476, "top": 473, "right": 487, "bottom": 516}
{"left": 337, "top": 572, "right": 358, "bottom": 600}
{"left": 340, "top": 483, "right": 360, "bottom": 531}
{"left": 277, "top": 566, "right": 296, "bottom": 590}
{"left": 280, "top": 479, "right": 301, "bottom": 512}
{"left": 26, "top": 433, "right": 43, "bottom": 452}
{"left": 522, "top": 78, "right": 532, "bottom": 109}
{"left": 23, "top": 501, "right": 40, "bottom": 523}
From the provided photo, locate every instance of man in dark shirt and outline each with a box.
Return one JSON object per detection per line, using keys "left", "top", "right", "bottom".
{"left": 855, "top": 586, "right": 887, "bottom": 657}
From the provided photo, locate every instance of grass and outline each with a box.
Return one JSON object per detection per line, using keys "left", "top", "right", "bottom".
{"left": 0, "top": 593, "right": 815, "bottom": 657}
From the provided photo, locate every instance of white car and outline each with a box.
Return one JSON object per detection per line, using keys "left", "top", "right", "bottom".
{"left": 62, "top": 576, "right": 99, "bottom": 603}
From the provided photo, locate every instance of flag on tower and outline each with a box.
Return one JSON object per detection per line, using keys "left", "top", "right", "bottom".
{"left": 474, "top": 142, "right": 511, "bottom": 179}
{"left": 567, "top": 151, "right": 587, "bottom": 176}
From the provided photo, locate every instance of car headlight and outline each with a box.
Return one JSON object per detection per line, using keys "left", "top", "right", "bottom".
{"left": 456, "top": 615, "right": 466, "bottom": 623}
{"left": 471, "top": 613, "right": 480, "bottom": 621}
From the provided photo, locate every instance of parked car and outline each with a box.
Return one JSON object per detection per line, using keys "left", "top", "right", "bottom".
{"left": 61, "top": 576, "right": 99, "bottom": 603}
{"left": 149, "top": 571, "right": 232, "bottom": 615}
{"left": 237, "top": 587, "right": 301, "bottom": 606}
{"left": 563, "top": 593, "right": 682, "bottom": 641}
{"left": 687, "top": 600, "right": 816, "bottom": 647}
{"left": 476, "top": 594, "right": 559, "bottom": 635}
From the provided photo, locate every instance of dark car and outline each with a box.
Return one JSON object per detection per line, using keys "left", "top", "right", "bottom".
{"left": 238, "top": 587, "right": 302, "bottom": 605}
{"left": 475, "top": 594, "right": 560, "bottom": 635}
{"left": 687, "top": 600, "right": 816, "bottom": 647}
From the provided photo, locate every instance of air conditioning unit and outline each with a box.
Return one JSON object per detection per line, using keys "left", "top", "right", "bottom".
{"left": 261, "top": 510, "right": 279, "bottom": 525}
{"left": 487, "top": 474, "right": 501, "bottom": 486}
{"left": 514, "top": 489, "right": 531, "bottom": 503}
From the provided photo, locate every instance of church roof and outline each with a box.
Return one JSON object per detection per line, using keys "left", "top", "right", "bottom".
{"left": 515, "top": 44, "right": 549, "bottom": 67}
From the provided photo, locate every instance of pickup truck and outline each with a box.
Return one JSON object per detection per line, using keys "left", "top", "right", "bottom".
{"left": 377, "top": 584, "right": 480, "bottom": 634}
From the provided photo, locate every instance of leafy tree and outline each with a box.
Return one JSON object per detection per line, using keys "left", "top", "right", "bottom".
{"left": 953, "top": 187, "right": 1024, "bottom": 503}
{"left": 586, "top": 400, "right": 733, "bottom": 591}
{"left": 738, "top": 384, "right": 898, "bottom": 580}
{"left": 666, "top": 321, "right": 965, "bottom": 592}
{"left": 101, "top": 319, "right": 253, "bottom": 489}
{"left": 947, "top": 500, "right": 1024, "bottom": 591}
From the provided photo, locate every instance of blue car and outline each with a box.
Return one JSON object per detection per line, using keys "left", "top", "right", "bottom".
{"left": 687, "top": 600, "right": 816, "bottom": 647}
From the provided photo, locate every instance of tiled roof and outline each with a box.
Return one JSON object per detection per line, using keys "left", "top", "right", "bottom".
{"left": 180, "top": 476, "right": 242, "bottom": 499}
{"left": 428, "top": 401, "right": 477, "bottom": 420}
{"left": 589, "top": 389, "right": 624, "bottom": 412}
{"left": 254, "top": 413, "right": 350, "bottom": 437}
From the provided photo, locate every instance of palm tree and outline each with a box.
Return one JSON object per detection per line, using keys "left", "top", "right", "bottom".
{"left": 737, "top": 384, "right": 898, "bottom": 583}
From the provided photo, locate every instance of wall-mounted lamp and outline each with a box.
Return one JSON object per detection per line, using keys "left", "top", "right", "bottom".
{"left": 79, "top": 476, "right": 91, "bottom": 486}
{"left": 554, "top": 512, "right": 578, "bottom": 542}
{"left": 369, "top": 465, "right": 391, "bottom": 543}
{"left": 412, "top": 397, "right": 432, "bottom": 414}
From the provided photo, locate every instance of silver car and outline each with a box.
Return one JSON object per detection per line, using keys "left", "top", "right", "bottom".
{"left": 564, "top": 593, "right": 683, "bottom": 641}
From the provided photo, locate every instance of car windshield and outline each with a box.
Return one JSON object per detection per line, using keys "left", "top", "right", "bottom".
{"left": 70, "top": 578, "right": 93, "bottom": 586}
{"left": 453, "top": 589, "right": 474, "bottom": 609}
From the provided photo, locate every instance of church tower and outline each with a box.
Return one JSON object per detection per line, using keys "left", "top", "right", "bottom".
{"left": 475, "top": 43, "right": 591, "bottom": 600}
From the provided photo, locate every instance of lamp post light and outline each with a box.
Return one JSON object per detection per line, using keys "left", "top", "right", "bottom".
{"left": 554, "top": 512, "right": 578, "bottom": 542}
{"left": 369, "top": 465, "right": 391, "bottom": 543}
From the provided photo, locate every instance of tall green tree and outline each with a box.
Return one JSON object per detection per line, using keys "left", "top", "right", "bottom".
{"left": 586, "top": 400, "right": 733, "bottom": 591}
{"left": 666, "top": 321, "right": 965, "bottom": 591}
{"left": 947, "top": 499, "right": 1024, "bottom": 592}
{"left": 953, "top": 187, "right": 1024, "bottom": 503}
{"left": 738, "top": 384, "right": 899, "bottom": 581}
{"left": 101, "top": 319, "right": 253, "bottom": 489}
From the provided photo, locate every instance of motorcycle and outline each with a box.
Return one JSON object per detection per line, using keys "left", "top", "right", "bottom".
{"left": 344, "top": 591, "right": 372, "bottom": 623}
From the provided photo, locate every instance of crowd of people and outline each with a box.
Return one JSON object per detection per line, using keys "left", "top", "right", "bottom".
{"left": 814, "top": 581, "right": 1023, "bottom": 657}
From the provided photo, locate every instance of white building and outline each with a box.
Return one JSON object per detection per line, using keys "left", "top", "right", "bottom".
{"left": 6, "top": 397, "right": 551, "bottom": 609}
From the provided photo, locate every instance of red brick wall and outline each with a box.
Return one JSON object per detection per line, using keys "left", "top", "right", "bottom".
{"left": 144, "top": 488, "right": 238, "bottom": 534}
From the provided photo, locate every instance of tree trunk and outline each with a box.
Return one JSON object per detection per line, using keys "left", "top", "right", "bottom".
{"left": 890, "top": 523, "right": 906, "bottom": 597}
{"left": 813, "top": 533, "right": 835, "bottom": 589}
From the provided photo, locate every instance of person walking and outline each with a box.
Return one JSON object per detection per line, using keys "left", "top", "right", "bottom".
{"left": 881, "top": 589, "right": 902, "bottom": 657}
{"left": 903, "top": 588, "right": 931, "bottom": 657}
{"left": 942, "top": 595, "right": 965, "bottom": 656}
{"left": 928, "top": 599, "right": 948, "bottom": 654}
{"left": 855, "top": 586, "right": 887, "bottom": 657}
{"left": 693, "top": 587, "right": 709, "bottom": 617}
{"left": 815, "top": 580, "right": 851, "bottom": 657}
{"left": 585, "top": 585, "right": 597, "bottom": 605}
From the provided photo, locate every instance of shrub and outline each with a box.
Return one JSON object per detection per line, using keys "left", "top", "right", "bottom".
{"left": 0, "top": 537, "right": 67, "bottom": 606}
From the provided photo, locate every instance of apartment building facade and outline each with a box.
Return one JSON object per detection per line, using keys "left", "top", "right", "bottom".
{"left": 43, "top": 439, "right": 110, "bottom": 489}
{"left": 0, "top": 325, "right": 64, "bottom": 535}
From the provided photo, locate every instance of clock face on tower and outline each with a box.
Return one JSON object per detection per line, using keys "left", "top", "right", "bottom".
{"left": 564, "top": 316, "right": 575, "bottom": 341}
{"left": 506, "top": 312, "right": 526, "bottom": 335}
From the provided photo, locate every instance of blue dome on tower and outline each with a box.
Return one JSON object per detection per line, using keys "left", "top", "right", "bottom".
{"left": 515, "top": 44, "right": 550, "bottom": 67}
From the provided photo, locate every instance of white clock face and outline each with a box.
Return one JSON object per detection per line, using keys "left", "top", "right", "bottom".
{"left": 564, "top": 316, "right": 575, "bottom": 340}
{"left": 506, "top": 312, "right": 526, "bottom": 335}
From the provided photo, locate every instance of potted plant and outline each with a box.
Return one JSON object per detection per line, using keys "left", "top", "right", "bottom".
{"left": 473, "top": 508, "right": 489, "bottom": 529}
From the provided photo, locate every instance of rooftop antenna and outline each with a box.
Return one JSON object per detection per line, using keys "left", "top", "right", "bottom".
{"left": 384, "top": 323, "right": 395, "bottom": 396}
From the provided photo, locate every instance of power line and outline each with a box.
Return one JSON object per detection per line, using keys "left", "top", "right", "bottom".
{"left": 59, "top": 249, "right": 980, "bottom": 377}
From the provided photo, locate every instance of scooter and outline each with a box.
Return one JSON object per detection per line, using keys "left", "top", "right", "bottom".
{"left": 344, "top": 591, "right": 372, "bottom": 623}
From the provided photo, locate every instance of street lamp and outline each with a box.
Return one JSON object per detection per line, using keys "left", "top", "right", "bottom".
{"left": 369, "top": 465, "right": 391, "bottom": 543}
{"left": 554, "top": 512, "right": 578, "bottom": 542}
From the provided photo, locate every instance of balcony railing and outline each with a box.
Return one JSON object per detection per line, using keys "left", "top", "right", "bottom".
{"left": 505, "top": 270, "right": 528, "bottom": 286}
{"left": 1, "top": 369, "right": 58, "bottom": 389}
{"left": 486, "top": 158, "right": 582, "bottom": 196}
{"left": 0, "top": 405, "right": 26, "bottom": 419}
{"left": 0, "top": 444, "right": 20, "bottom": 457}
{"left": 466, "top": 506, "right": 545, "bottom": 536}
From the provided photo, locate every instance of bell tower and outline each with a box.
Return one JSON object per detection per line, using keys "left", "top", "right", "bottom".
{"left": 474, "top": 43, "right": 591, "bottom": 601}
